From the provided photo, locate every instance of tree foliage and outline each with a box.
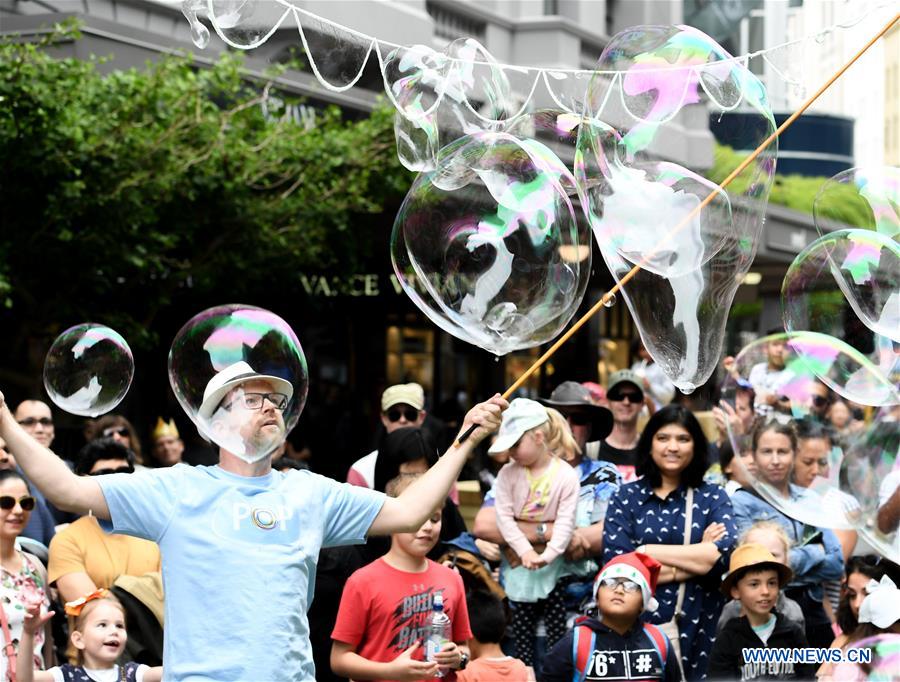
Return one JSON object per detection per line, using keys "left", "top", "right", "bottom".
{"left": 0, "top": 23, "right": 410, "bottom": 353}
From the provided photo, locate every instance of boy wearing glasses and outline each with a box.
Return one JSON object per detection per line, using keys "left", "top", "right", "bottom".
{"left": 543, "top": 552, "right": 679, "bottom": 682}
{"left": 347, "top": 383, "right": 427, "bottom": 489}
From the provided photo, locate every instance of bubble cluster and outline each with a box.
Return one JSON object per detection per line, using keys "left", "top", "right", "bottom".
{"left": 391, "top": 132, "right": 591, "bottom": 356}
{"left": 168, "top": 305, "right": 308, "bottom": 462}
{"left": 720, "top": 333, "right": 899, "bottom": 563}
{"left": 385, "top": 38, "right": 532, "bottom": 173}
{"left": 575, "top": 25, "right": 776, "bottom": 393}
{"left": 43, "top": 324, "right": 134, "bottom": 418}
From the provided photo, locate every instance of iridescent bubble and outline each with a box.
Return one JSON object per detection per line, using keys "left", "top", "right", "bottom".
{"left": 168, "top": 305, "right": 308, "bottom": 463}
{"left": 575, "top": 24, "right": 775, "bottom": 393}
{"left": 43, "top": 324, "right": 134, "bottom": 418}
{"left": 392, "top": 132, "right": 591, "bottom": 356}
{"left": 813, "top": 166, "right": 899, "bottom": 239}
{"left": 720, "top": 333, "right": 899, "bottom": 563}
{"left": 783, "top": 230, "right": 900, "bottom": 403}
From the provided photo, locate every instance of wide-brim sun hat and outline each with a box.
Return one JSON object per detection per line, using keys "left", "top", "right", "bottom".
{"left": 198, "top": 360, "right": 294, "bottom": 421}
{"left": 538, "top": 381, "right": 613, "bottom": 440}
{"left": 720, "top": 543, "right": 794, "bottom": 596}
{"left": 488, "top": 398, "right": 549, "bottom": 454}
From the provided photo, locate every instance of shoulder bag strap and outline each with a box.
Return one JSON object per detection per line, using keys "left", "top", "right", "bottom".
{"left": 673, "top": 487, "right": 693, "bottom": 619}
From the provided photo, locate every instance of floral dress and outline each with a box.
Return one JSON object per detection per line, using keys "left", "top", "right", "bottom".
{"left": 1, "top": 548, "right": 50, "bottom": 680}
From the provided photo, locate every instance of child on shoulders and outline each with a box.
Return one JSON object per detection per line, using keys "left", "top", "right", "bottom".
{"left": 488, "top": 399, "right": 580, "bottom": 666}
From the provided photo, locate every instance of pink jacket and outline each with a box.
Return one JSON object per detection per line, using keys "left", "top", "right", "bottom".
{"left": 493, "top": 457, "right": 580, "bottom": 563}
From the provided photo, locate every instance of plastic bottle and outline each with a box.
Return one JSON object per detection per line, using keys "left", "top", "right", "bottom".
{"left": 424, "top": 592, "right": 451, "bottom": 677}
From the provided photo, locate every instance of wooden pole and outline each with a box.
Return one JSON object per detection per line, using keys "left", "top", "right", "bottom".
{"left": 455, "top": 12, "right": 899, "bottom": 446}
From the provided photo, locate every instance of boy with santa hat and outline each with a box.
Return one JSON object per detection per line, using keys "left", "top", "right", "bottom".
{"left": 542, "top": 552, "right": 680, "bottom": 681}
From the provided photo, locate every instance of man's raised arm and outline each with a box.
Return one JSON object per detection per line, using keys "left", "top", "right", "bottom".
{"left": 0, "top": 391, "right": 109, "bottom": 518}
{"left": 368, "top": 394, "right": 507, "bottom": 536}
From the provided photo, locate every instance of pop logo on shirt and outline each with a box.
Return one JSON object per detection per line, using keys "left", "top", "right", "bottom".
{"left": 210, "top": 491, "right": 301, "bottom": 545}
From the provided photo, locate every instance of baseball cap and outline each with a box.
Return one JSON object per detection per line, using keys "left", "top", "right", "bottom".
{"left": 488, "top": 398, "right": 549, "bottom": 454}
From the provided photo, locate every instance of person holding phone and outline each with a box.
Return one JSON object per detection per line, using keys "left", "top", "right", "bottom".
{"left": 731, "top": 421, "right": 844, "bottom": 649}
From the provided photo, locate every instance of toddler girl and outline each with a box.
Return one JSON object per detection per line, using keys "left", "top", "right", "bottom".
{"left": 488, "top": 399, "right": 579, "bottom": 667}
{"left": 17, "top": 589, "right": 162, "bottom": 682}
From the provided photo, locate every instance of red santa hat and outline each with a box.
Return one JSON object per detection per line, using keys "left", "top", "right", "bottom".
{"left": 593, "top": 552, "right": 661, "bottom": 612}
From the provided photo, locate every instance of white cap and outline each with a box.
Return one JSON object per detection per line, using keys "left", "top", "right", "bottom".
{"left": 488, "top": 398, "right": 548, "bottom": 454}
{"left": 859, "top": 575, "right": 900, "bottom": 629}
{"left": 198, "top": 361, "right": 294, "bottom": 421}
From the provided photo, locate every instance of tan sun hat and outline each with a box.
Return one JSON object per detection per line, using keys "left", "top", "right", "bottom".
{"left": 720, "top": 543, "right": 793, "bottom": 596}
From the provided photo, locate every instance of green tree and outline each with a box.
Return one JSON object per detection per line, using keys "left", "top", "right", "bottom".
{"left": 0, "top": 23, "right": 410, "bottom": 381}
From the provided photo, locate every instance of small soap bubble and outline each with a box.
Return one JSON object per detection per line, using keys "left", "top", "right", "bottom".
{"left": 43, "top": 324, "right": 134, "bottom": 418}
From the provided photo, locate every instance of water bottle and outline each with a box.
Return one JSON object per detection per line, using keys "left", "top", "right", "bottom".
{"left": 425, "top": 592, "right": 452, "bottom": 677}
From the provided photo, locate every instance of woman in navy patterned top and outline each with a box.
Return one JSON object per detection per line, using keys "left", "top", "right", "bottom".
{"left": 602, "top": 405, "right": 736, "bottom": 680}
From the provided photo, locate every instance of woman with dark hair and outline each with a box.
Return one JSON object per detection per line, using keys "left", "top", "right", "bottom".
{"left": 602, "top": 405, "right": 737, "bottom": 681}
{"left": 732, "top": 420, "right": 844, "bottom": 650}
{"left": 85, "top": 415, "right": 144, "bottom": 467}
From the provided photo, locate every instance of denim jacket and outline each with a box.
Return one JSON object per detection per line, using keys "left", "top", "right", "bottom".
{"left": 731, "top": 485, "right": 843, "bottom": 600}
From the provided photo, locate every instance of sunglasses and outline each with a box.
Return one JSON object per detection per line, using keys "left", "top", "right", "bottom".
{"left": 566, "top": 412, "right": 591, "bottom": 427}
{"left": 812, "top": 395, "right": 829, "bottom": 408}
{"left": 18, "top": 417, "right": 53, "bottom": 427}
{"left": 89, "top": 466, "right": 134, "bottom": 476}
{"left": 386, "top": 407, "right": 420, "bottom": 423}
{"left": 597, "top": 577, "right": 641, "bottom": 593}
{"left": 609, "top": 391, "right": 643, "bottom": 404}
{"left": 102, "top": 427, "right": 130, "bottom": 439}
{"left": 0, "top": 495, "right": 35, "bottom": 511}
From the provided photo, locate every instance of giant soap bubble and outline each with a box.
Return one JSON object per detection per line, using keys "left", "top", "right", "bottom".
{"left": 392, "top": 132, "right": 591, "bottom": 356}
{"left": 43, "top": 324, "right": 134, "bottom": 418}
{"left": 721, "top": 333, "right": 899, "bottom": 563}
{"left": 783, "top": 229, "right": 899, "bottom": 405}
{"left": 168, "top": 305, "right": 308, "bottom": 462}
{"left": 575, "top": 25, "right": 776, "bottom": 394}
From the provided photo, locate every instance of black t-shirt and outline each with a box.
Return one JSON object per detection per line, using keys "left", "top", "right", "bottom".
{"left": 598, "top": 440, "right": 638, "bottom": 481}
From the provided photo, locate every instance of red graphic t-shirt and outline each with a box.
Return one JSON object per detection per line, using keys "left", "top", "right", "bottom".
{"left": 332, "top": 557, "right": 472, "bottom": 680}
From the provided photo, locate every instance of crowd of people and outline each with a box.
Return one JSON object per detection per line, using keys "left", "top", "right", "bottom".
{"left": 0, "top": 337, "right": 899, "bottom": 681}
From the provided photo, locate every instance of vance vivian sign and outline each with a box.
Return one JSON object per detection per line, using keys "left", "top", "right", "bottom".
{"left": 298, "top": 273, "right": 478, "bottom": 298}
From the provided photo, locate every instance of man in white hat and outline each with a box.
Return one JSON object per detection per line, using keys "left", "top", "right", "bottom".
{"left": 0, "top": 366, "right": 506, "bottom": 682}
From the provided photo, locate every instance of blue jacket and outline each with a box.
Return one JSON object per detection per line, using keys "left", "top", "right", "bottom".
{"left": 731, "top": 485, "right": 843, "bottom": 600}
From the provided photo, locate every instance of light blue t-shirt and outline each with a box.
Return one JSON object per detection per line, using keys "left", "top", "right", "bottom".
{"left": 96, "top": 464, "right": 385, "bottom": 682}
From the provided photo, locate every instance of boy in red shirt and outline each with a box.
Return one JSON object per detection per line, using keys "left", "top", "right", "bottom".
{"left": 331, "top": 474, "right": 471, "bottom": 681}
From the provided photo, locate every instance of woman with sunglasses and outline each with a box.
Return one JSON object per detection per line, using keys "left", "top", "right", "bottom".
{"left": 602, "top": 405, "right": 737, "bottom": 681}
{"left": 85, "top": 415, "right": 145, "bottom": 468}
{"left": 1, "top": 469, "right": 55, "bottom": 680}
